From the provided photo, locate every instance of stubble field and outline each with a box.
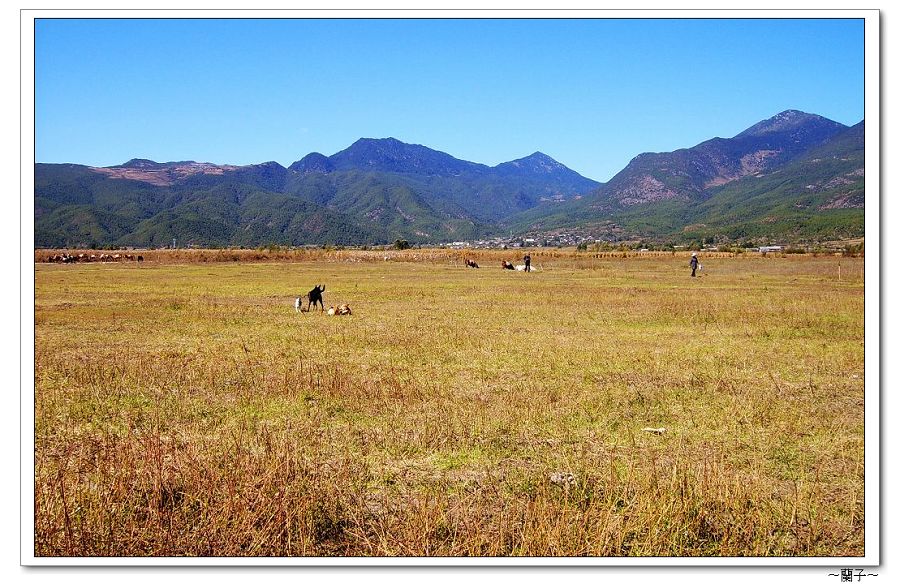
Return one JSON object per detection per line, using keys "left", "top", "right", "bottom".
{"left": 33, "top": 250, "right": 865, "bottom": 557}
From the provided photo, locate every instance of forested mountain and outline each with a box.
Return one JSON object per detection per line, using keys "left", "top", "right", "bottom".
{"left": 504, "top": 111, "right": 864, "bottom": 242}
{"left": 35, "top": 139, "right": 599, "bottom": 248}
{"left": 34, "top": 111, "right": 865, "bottom": 248}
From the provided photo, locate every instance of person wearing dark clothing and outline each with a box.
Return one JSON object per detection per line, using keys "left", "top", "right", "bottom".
{"left": 524, "top": 254, "right": 531, "bottom": 272}
{"left": 690, "top": 252, "right": 699, "bottom": 277}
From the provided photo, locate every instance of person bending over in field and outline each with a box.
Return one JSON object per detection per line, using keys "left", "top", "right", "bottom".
{"left": 690, "top": 252, "right": 699, "bottom": 277}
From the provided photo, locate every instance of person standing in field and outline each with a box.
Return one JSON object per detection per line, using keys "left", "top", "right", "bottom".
{"left": 690, "top": 252, "right": 699, "bottom": 277}
{"left": 524, "top": 253, "right": 531, "bottom": 272}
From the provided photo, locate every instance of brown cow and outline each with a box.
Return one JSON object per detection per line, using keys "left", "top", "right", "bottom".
{"left": 327, "top": 304, "right": 352, "bottom": 316}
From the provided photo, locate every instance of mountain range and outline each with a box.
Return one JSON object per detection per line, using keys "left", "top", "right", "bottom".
{"left": 34, "top": 110, "right": 864, "bottom": 248}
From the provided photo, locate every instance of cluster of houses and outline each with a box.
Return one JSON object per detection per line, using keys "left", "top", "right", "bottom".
{"left": 446, "top": 233, "right": 592, "bottom": 250}
{"left": 443, "top": 236, "right": 787, "bottom": 253}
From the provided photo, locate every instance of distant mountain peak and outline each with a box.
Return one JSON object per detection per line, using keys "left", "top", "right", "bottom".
{"left": 735, "top": 110, "right": 844, "bottom": 139}
{"left": 520, "top": 151, "right": 557, "bottom": 163}
{"left": 589, "top": 110, "right": 851, "bottom": 208}
{"left": 495, "top": 151, "right": 570, "bottom": 175}
{"left": 346, "top": 136, "right": 409, "bottom": 151}
{"left": 330, "top": 136, "right": 485, "bottom": 176}
{"left": 289, "top": 152, "right": 335, "bottom": 174}
{"left": 359, "top": 136, "right": 402, "bottom": 144}
{"left": 119, "top": 158, "right": 162, "bottom": 169}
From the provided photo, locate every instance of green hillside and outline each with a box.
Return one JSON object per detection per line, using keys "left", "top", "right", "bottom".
{"left": 686, "top": 121, "right": 865, "bottom": 241}
{"left": 504, "top": 115, "right": 865, "bottom": 244}
{"left": 35, "top": 140, "right": 598, "bottom": 247}
{"left": 34, "top": 115, "right": 865, "bottom": 248}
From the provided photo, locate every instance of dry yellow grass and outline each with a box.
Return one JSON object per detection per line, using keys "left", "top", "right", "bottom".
{"left": 33, "top": 250, "right": 865, "bottom": 556}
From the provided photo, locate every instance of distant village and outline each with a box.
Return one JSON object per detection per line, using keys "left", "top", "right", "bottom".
{"left": 72, "top": 232, "right": 862, "bottom": 257}
{"left": 429, "top": 230, "right": 864, "bottom": 255}
{"left": 442, "top": 234, "right": 787, "bottom": 254}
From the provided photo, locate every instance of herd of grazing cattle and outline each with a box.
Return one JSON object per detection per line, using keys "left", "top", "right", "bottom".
{"left": 45, "top": 252, "right": 144, "bottom": 263}
{"left": 44, "top": 254, "right": 528, "bottom": 318}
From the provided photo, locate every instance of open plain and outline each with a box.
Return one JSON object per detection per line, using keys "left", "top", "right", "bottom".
{"left": 33, "top": 250, "right": 865, "bottom": 557}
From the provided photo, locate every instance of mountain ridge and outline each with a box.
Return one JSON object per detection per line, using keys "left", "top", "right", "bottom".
{"left": 587, "top": 110, "right": 850, "bottom": 209}
{"left": 34, "top": 110, "right": 864, "bottom": 248}
{"left": 501, "top": 110, "right": 864, "bottom": 242}
{"left": 36, "top": 138, "right": 600, "bottom": 247}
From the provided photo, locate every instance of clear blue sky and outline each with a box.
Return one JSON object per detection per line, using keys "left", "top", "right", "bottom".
{"left": 35, "top": 18, "right": 864, "bottom": 182}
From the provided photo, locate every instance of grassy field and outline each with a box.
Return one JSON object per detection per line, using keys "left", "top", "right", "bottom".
{"left": 32, "top": 250, "right": 865, "bottom": 557}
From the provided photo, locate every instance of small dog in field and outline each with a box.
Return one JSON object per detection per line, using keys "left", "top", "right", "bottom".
{"left": 295, "top": 284, "right": 325, "bottom": 313}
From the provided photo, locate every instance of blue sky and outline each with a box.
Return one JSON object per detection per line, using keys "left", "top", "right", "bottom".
{"left": 34, "top": 18, "right": 864, "bottom": 182}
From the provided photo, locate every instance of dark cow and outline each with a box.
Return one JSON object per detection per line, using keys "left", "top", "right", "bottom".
{"left": 465, "top": 258, "right": 480, "bottom": 269}
{"left": 296, "top": 284, "right": 326, "bottom": 313}
{"left": 308, "top": 284, "right": 325, "bottom": 311}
